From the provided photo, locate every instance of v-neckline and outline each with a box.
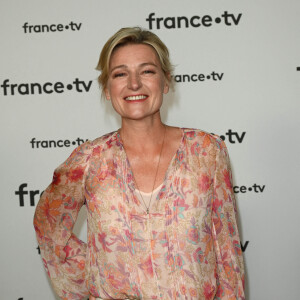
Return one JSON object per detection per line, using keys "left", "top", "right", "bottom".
{"left": 116, "top": 128, "right": 185, "bottom": 213}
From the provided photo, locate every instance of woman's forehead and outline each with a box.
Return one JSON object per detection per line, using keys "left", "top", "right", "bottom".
{"left": 109, "top": 43, "right": 160, "bottom": 68}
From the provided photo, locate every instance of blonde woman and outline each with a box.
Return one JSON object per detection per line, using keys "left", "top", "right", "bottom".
{"left": 34, "top": 27, "right": 245, "bottom": 300}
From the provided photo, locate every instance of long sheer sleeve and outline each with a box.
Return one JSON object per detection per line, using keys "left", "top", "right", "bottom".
{"left": 34, "top": 141, "right": 92, "bottom": 300}
{"left": 212, "top": 139, "right": 245, "bottom": 299}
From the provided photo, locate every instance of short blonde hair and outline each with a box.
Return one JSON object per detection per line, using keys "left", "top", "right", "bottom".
{"left": 96, "top": 27, "right": 174, "bottom": 96}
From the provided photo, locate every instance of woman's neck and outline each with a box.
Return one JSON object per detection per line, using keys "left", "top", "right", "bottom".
{"left": 120, "top": 113, "right": 166, "bottom": 152}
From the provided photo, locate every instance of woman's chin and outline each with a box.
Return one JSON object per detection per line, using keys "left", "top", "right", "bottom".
{"left": 122, "top": 110, "right": 161, "bottom": 121}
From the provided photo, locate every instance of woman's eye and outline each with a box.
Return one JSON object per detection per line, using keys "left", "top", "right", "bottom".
{"left": 113, "top": 72, "right": 126, "bottom": 78}
{"left": 143, "top": 70, "right": 155, "bottom": 75}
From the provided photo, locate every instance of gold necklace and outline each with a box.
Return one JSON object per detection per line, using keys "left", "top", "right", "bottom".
{"left": 122, "top": 125, "right": 167, "bottom": 215}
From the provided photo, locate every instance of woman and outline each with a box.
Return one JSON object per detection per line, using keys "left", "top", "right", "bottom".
{"left": 34, "top": 27, "right": 245, "bottom": 300}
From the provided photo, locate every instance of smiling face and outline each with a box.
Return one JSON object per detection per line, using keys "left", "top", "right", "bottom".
{"left": 105, "top": 43, "right": 169, "bottom": 121}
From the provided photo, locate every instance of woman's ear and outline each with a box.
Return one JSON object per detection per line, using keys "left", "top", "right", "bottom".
{"left": 163, "top": 73, "right": 171, "bottom": 94}
{"left": 104, "top": 88, "right": 111, "bottom": 100}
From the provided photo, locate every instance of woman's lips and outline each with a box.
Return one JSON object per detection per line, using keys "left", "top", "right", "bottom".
{"left": 124, "top": 94, "right": 148, "bottom": 102}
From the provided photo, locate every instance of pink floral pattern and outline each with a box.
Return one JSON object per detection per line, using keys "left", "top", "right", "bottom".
{"left": 34, "top": 129, "right": 245, "bottom": 299}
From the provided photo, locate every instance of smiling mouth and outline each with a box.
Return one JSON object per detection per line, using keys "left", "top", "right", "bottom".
{"left": 124, "top": 95, "right": 148, "bottom": 101}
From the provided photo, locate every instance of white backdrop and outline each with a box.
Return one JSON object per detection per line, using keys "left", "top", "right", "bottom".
{"left": 1, "top": 0, "right": 300, "bottom": 299}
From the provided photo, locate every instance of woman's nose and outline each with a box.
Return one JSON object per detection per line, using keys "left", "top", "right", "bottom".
{"left": 127, "top": 73, "right": 142, "bottom": 90}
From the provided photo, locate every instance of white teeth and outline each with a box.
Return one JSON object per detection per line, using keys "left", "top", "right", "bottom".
{"left": 125, "top": 95, "right": 147, "bottom": 101}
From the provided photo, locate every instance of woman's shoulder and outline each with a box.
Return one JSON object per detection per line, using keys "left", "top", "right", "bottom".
{"left": 182, "top": 127, "right": 224, "bottom": 149}
{"left": 90, "top": 130, "right": 118, "bottom": 146}
{"left": 68, "top": 131, "right": 118, "bottom": 157}
{"left": 181, "top": 128, "right": 229, "bottom": 164}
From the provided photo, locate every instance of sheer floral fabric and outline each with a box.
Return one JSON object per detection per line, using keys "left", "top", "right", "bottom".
{"left": 34, "top": 129, "right": 245, "bottom": 300}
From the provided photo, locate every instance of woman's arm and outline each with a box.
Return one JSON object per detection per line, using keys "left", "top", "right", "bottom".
{"left": 212, "top": 139, "right": 245, "bottom": 299}
{"left": 34, "top": 142, "right": 92, "bottom": 300}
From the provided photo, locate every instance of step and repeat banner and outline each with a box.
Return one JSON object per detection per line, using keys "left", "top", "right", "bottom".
{"left": 1, "top": 0, "right": 299, "bottom": 299}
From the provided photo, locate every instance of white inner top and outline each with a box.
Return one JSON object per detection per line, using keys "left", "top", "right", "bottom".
{"left": 135, "top": 183, "right": 163, "bottom": 210}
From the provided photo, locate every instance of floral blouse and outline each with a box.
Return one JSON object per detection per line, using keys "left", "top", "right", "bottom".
{"left": 34, "top": 129, "right": 245, "bottom": 300}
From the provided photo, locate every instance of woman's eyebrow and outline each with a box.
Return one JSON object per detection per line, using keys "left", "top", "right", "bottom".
{"left": 110, "top": 64, "right": 127, "bottom": 73}
{"left": 110, "top": 62, "right": 159, "bottom": 73}
{"left": 139, "top": 62, "right": 158, "bottom": 68}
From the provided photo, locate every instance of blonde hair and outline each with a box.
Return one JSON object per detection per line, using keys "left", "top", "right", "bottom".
{"left": 96, "top": 27, "right": 174, "bottom": 96}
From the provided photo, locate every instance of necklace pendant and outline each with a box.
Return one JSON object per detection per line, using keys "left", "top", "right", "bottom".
{"left": 147, "top": 208, "right": 149, "bottom": 214}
